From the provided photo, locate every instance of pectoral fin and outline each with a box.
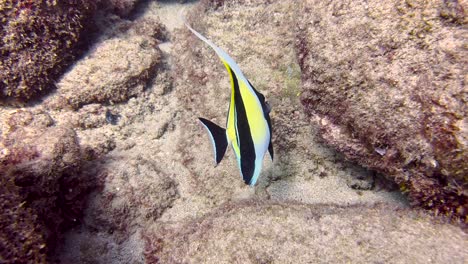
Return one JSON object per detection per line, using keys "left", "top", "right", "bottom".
{"left": 199, "top": 117, "right": 228, "bottom": 165}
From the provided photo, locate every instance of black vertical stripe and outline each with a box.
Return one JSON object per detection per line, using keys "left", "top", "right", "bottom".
{"left": 229, "top": 67, "right": 256, "bottom": 184}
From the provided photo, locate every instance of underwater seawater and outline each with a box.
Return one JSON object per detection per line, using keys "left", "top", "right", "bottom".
{"left": 1, "top": 0, "right": 466, "bottom": 263}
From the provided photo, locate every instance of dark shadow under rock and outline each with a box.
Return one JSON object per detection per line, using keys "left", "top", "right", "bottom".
{"left": 0, "top": 110, "right": 98, "bottom": 262}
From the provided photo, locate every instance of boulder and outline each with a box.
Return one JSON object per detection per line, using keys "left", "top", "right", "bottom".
{"left": 145, "top": 201, "right": 468, "bottom": 263}
{"left": 47, "top": 17, "right": 164, "bottom": 110}
{"left": 0, "top": 0, "right": 96, "bottom": 103}
{"left": 0, "top": 110, "right": 93, "bottom": 261}
{"left": 298, "top": 0, "right": 467, "bottom": 221}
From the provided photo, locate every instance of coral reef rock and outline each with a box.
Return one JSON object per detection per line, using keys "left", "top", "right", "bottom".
{"left": 57, "top": 155, "right": 179, "bottom": 264}
{"left": 0, "top": 109, "right": 94, "bottom": 261}
{"left": 47, "top": 16, "right": 164, "bottom": 110}
{"left": 0, "top": 0, "right": 96, "bottom": 103}
{"left": 145, "top": 201, "right": 468, "bottom": 263}
{"left": 298, "top": 0, "right": 467, "bottom": 221}
{"left": 87, "top": 156, "right": 179, "bottom": 235}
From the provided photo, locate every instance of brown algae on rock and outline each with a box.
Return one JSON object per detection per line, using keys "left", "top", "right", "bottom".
{"left": 145, "top": 201, "right": 468, "bottom": 263}
{"left": 0, "top": 0, "right": 96, "bottom": 103}
{"left": 298, "top": 0, "right": 467, "bottom": 221}
{"left": 48, "top": 34, "right": 162, "bottom": 110}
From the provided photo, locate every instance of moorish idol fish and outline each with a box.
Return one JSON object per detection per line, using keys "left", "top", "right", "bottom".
{"left": 186, "top": 24, "right": 273, "bottom": 186}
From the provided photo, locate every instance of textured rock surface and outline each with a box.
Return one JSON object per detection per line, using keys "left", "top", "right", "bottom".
{"left": 44, "top": 5, "right": 179, "bottom": 262}
{"left": 0, "top": 175, "right": 47, "bottom": 264}
{"left": 0, "top": 2, "right": 166, "bottom": 263}
{"left": 47, "top": 17, "right": 163, "bottom": 110}
{"left": 0, "top": 0, "right": 96, "bottom": 103}
{"left": 0, "top": 110, "right": 93, "bottom": 261}
{"left": 87, "top": 156, "right": 179, "bottom": 236}
{"left": 58, "top": 155, "right": 179, "bottom": 264}
{"left": 298, "top": 0, "right": 467, "bottom": 221}
{"left": 145, "top": 201, "right": 468, "bottom": 263}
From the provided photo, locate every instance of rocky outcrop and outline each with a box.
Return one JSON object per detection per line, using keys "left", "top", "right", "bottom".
{"left": 0, "top": 0, "right": 96, "bottom": 103}
{"left": 86, "top": 156, "right": 179, "bottom": 237}
{"left": 0, "top": 110, "right": 94, "bottom": 261}
{"left": 47, "top": 16, "right": 164, "bottom": 110}
{"left": 144, "top": 200, "right": 468, "bottom": 263}
{"left": 298, "top": 0, "right": 467, "bottom": 221}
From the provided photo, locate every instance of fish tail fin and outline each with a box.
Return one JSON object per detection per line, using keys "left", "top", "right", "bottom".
{"left": 199, "top": 117, "right": 228, "bottom": 165}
